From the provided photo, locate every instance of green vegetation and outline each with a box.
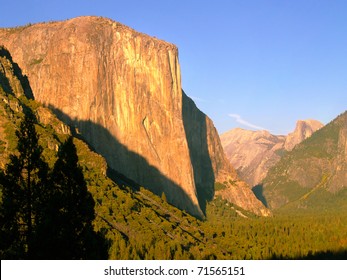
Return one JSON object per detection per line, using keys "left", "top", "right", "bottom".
{"left": 262, "top": 111, "right": 347, "bottom": 210}
{"left": 1, "top": 90, "right": 346, "bottom": 260}
{"left": 0, "top": 140, "right": 5, "bottom": 153}
{"left": 91, "top": 185, "right": 347, "bottom": 259}
{"left": 206, "top": 207, "right": 347, "bottom": 259}
{"left": 29, "top": 58, "right": 43, "bottom": 66}
{"left": 4, "top": 23, "right": 33, "bottom": 34}
{"left": 214, "top": 182, "right": 227, "bottom": 191}
{"left": 274, "top": 148, "right": 286, "bottom": 157}
{"left": 0, "top": 112, "right": 49, "bottom": 258}
{"left": 0, "top": 111, "right": 106, "bottom": 259}
{"left": 0, "top": 54, "right": 346, "bottom": 260}
{"left": 277, "top": 187, "right": 347, "bottom": 215}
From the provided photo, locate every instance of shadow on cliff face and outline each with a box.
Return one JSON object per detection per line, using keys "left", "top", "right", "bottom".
{"left": 182, "top": 91, "right": 215, "bottom": 214}
{"left": 0, "top": 47, "right": 34, "bottom": 100}
{"left": 0, "top": 63, "right": 13, "bottom": 96}
{"left": 252, "top": 184, "right": 268, "bottom": 208}
{"left": 48, "top": 106, "right": 204, "bottom": 219}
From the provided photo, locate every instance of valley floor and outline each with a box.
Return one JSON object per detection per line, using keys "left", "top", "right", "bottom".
{"left": 93, "top": 184, "right": 347, "bottom": 260}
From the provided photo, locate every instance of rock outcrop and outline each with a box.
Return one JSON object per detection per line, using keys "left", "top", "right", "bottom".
{"left": 0, "top": 46, "right": 73, "bottom": 167}
{"left": 221, "top": 128, "right": 285, "bottom": 187}
{"left": 182, "top": 92, "right": 270, "bottom": 216}
{"left": 284, "top": 119, "right": 323, "bottom": 151}
{"left": 262, "top": 112, "right": 347, "bottom": 210}
{"left": 0, "top": 16, "right": 269, "bottom": 217}
{"left": 220, "top": 120, "right": 323, "bottom": 186}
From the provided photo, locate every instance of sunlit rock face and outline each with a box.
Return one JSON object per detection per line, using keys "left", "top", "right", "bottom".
{"left": 284, "top": 120, "right": 323, "bottom": 151}
{"left": 221, "top": 120, "right": 323, "bottom": 187}
{"left": 0, "top": 16, "right": 269, "bottom": 217}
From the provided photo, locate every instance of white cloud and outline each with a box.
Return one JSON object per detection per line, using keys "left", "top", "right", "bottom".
{"left": 228, "top": 113, "right": 267, "bottom": 131}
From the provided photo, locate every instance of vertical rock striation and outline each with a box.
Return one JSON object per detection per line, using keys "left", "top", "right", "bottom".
{"left": 0, "top": 16, "right": 268, "bottom": 217}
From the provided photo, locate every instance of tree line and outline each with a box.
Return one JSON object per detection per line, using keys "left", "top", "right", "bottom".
{"left": 2, "top": 111, "right": 346, "bottom": 260}
{"left": 0, "top": 111, "right": 107, "bottom": 259}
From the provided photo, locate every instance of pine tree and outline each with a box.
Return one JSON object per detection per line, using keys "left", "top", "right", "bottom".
{"left": 0, "top": 112, "right": 48, "bottom": 259}
{"left": 1, "top": 115, "right": 107, "bottom": 259}
{"left": 0, "top": 169, "right": 24, "bottom": 258}
{"left": 50, "top": 137, "right": 98, "bottom": 259}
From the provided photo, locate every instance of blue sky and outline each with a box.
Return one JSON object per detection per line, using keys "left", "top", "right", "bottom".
{"left": 1, "top": 0, "right": 346, "bottom": 134}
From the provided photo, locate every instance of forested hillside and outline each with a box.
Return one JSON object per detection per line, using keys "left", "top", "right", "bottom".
{"left": 1, "top": 45, "right": 346, "bottom": 260}
{"left": 260, "top": 111, "right": 347, "bottom": 211}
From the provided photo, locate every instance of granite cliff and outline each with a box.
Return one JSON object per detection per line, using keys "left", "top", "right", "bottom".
{"left": 284, "top": 119, "right": 323, "bottom": 151}
{"left": 221, "top": 120, "right": 323, "bottom": 186}
{"left": 0, "top": 16, "right": 269, "bottom": 217}
{"left": 182, "top": 92, "right": 270, "bottom": 216}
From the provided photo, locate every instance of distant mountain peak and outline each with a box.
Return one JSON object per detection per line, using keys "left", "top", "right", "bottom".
{"left": 284, "top": 119, "right": 324, "bottom": 151}
{"left": 220, "top": 118, "right": 323, "bottom": 186}
{"left": 261, "top": 111, "right": 347, "bottom": 211}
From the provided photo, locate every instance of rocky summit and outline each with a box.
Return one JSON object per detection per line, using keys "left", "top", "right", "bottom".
{"left": 220, "top": 120, "right": 323, "bottom": 187}
{"left": 262, "top": 111, "right": 347, "bottom": 210}
{"left": 284, "top": 119, "right": 323, "bottom": 151}
{"left": 0, "top": 16, "right": 269, "bottom": 217}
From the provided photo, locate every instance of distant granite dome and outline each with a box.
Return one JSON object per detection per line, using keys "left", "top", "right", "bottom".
{"left": 0, "top": 16, "right": 269, "bottom": 217}
{"left": 284, "top": 119, "right": 323, "bottom": 151}
{"left": 262, "top": 112, "right": 347, "bottom": 210}
{"left": 220, "top": 119, "right": 323, "bottom": 186}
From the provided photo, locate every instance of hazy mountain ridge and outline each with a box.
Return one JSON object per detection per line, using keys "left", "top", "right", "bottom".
{"left": 0, "top": 16, "right": 268, "bottom": 217}
{"left": 221, "top": 120, "right": 323, "bottom": 186}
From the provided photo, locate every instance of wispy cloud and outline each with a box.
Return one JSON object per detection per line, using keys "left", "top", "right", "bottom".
{"left": 228, "top": 113, "right": 267, "bottom": 131}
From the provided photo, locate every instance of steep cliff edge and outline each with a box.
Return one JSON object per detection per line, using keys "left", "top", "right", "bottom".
{"left": 284, "top": 119, "right": 323, "bottom": 151}
{"left": 0, "top": 16, "right": 268, "bottom": 217}
{"left": 2, "top": 48, "right": 241, "bottom": 259}
{"left": 182, "top": 92, "right": 270, "bottom": 216}
{"left": 221, "top": 120, "right": 323, "bottom": 186}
